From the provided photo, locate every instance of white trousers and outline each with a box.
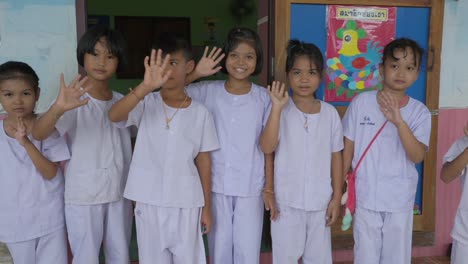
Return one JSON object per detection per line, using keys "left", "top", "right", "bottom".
{"left": 7, "top": 227, "right": 68, "bottom": 264}
{"left": 65, "top": 198, "right": 133, "bottom": 264}
{"left": 208, "top": 193, "right": 264, "bottom": 264}
{"left": 451, "top": 240, "right": 468, "bottom": 264}
{"left": 134, "top": 202, "right": 206, "bottom": 264}
{"left": 271, "top": 204, "right": 331, "bottom": 264}
{"left": 353, "top": 207, "right": 413, "bottom": 264}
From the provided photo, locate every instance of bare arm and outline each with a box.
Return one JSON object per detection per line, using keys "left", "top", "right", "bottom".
{"left": 441, "top": 148, "right": 468, "bottom": 183}
{"left": 260, "top": 81, "right": 288, "bottom": 154}
{"left": 195, "top": 151, "right": 212, "bottom": 234}
{"left": 326, "top": 150, "right": 343, "bottom": 226}
{"left": 343, "top": 137, "right": 355, "bottom": 177}
{"left": 12, "top": 117, "right": 58, "bottom": 179}
{"left": 263, "top": 153, "right": 278, "bottom": 220}
{"left": 378, "top": 91, "right": 426, "bottom": 163}
{"left": 109, "top": 49, "right": 171, "bottom": 122}
{"left": 185, "top": 46, "right": 225, "bottom": 85}
{"left": 396, "top": 121, "right": 427, "bottom": 163}
{"left": 33, "top": 74, "right": 89, "bottom": 140}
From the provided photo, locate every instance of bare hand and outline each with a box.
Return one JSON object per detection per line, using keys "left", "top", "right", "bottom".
{"left": 377, "top": 90, "right": 403, "bottom": 125}
{"left": 464, "top": 122, "right": 468, "bottom": 136}
{"left": 263, "top": 191, "right": 279, "bottom": 221}
{"left": 326, "top": 197, "right": 341, "bottom": 226}
{"left": 11, "top": 117, "right": 30, "bottom": 146}
{"left": 268, "top": 81, "right": 288, "bottom": 109}
{"left": 55, "top": 74, "right": 89, "bottom": 112}
{"left": 194, "top": 46, "right": 225, "bottom": 78}
{"left": 142, "top": 49, "right": 172, "bottom": 92}
{"left": 201, "top": 206, "right": 213, "bottom": 234}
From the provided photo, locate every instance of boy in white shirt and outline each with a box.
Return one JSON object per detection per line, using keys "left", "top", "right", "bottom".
{"left": 109, "top": 33, "right": 219, "bottom": 264}
{"left": 441, "top": 123, "right": 468, "bottom": 264}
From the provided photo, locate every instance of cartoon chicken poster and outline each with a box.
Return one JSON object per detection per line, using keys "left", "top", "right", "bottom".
{"left": 325, "top": 6, "right": 396, "bottom": 102}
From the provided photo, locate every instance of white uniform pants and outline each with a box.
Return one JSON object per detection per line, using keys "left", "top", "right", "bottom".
{"left": 134, "top": 202, "right": 206, "bottom": 264}
{"left": 208, "top": 193, "right": 264, "bottom": 264}
{"left": 353, "top": 207, "right": 413, "bottom": 264}
{"left": 271, "top": 204, "right": 331, "bottom": 264}
{"left": 65, "top": 198, "right": 133, "bottom": 264}
{"left": 451, "top": 239, "right": 468, "bottom": 264}
{"left": 7, "top": 227, "right": 68, "bottom": 264}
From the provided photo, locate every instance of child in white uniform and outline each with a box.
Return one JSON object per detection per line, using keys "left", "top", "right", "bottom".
{"left": 0, "top": 61, "right": 70, "bottom": 264}
{"left": 109, "top": 33, "right": 219, "bottom": 264}
{"left": 32, "top": 25, "right": 133, "bottom": 264}
{"left": 342, "top": 38, "right": 432, "bottom": 264}
{"left": 185, "top": 27, "right": 276, "bottom": 264}
{"left": 260, "top": 40, "right": 343, "bottom": 264}
{"left": 441, "top": 123, "right": 468, "bottom": 264}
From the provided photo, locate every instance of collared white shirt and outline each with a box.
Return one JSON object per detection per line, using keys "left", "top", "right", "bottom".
{"left": 187, "top": 80, "right": 271, "bottom": 196}
{"left": 0, "top": 122, "right": 70, "bottom": 242}
{"left": 120, "top": 92, "right": 219, "bottom": 208}
{"left": 274, "top": 99, "right": 343, "bottom": 211}
{"left": 444, "top": 136, "right": 468, "bottom": 244}
{"left": 55, "top": 91, "right": 132, "bottom": 205}
{"left": 343, "top": 91, "right": 431, "bottom": 212}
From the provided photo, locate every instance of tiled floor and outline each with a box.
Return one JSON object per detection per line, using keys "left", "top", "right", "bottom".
{"left": 335, "top": 257, "right": 451, "bottom": 264}
{"left": 0, "top": 242, "right": 451, "bottom": 264}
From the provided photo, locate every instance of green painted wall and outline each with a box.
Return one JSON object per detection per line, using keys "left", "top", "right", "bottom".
{"left": 87, "top": 0, "right": 258, "bottom": 93}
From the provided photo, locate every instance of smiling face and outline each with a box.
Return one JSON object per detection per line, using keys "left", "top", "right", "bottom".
{"left": 225, "top": 42, "right": 257, "bottom": 82}
{"left": 379, "top": 47, "right": 420, "bottom": 94}
{"left": 288, "top": 55, "right": 321, "bottom": 99}
{"left": 83, "top": 37, "right": 119, "bottom": 82}
{"left": 0, "top": 79, "right": 39, "bottom": 119}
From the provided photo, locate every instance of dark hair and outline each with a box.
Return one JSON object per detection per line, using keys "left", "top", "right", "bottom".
{"left": 285, "top": 39, "right": 324, "bottom": 75}
{"left": 153, "top": 32, "right": 193, "bottom": 61}
{"left": 0, "top": 61, "right": 39, "bottom": 94}
{"left": 77, "top": 25, "right": 127, "bottom": 72}
{"left": 382, "top": 38, "right": 424, "bottom": 69}
{"left": 220, "top": 27, "right": 263, "bottom": 76}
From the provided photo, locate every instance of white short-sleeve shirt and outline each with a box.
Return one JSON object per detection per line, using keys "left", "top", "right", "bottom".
{"left": 0, "top": 121, "right": 70, "bottom": 242}
{"left": 186, "top": 80, "right": 271, "bottom": 196}
{"left": 444, "top": 136, "right": 468, "bottom": 244}
{"left": 342, "top": 91, "right": 431, "bottom": 212}
{"left": 120, "top": 92, "right": 219, "bottom": 208}
{"left": 274, "top": 99, "right": 343, "bottom": 211}
{"left": 55, "top": 91, "right": 132, "bottom": 205}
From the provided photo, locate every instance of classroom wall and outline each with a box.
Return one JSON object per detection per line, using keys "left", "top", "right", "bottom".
{"left": 86, "top": 0, "right": 259, "bottom": 94}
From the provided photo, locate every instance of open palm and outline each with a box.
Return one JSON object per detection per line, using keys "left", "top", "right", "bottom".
{"left": 142, "top": 49, "right": 172, "bottom": 91}
{"left": 268, "top": 81, "right": 289, "bottom": 109}
{"left": 194, "top": 46, "right": 225, "bottom": 78}
{"left": 55, "top": 74, "right": 89, "bottom": 111}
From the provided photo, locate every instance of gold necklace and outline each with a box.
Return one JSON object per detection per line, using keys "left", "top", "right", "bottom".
{"left": 161, "top": 93, "right": 188, "bottom": 129}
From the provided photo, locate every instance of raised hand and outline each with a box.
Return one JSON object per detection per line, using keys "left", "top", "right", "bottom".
{"left": 377, "top": 90, "right": 403, "bottom": 125}
{"left": 268, "top": 81, "right": 289, "bottom": 109}
{"left": 13, "top": 117, "right": 29, "bottom": 146}
{"left": 194, "top": 46, "right": 225, "bottom": 78}
{"left": 55, "top": 74, "right": 89, "bottom": 112}
{"left": 142, "top": 49, "right": 172, "bottom": 92}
